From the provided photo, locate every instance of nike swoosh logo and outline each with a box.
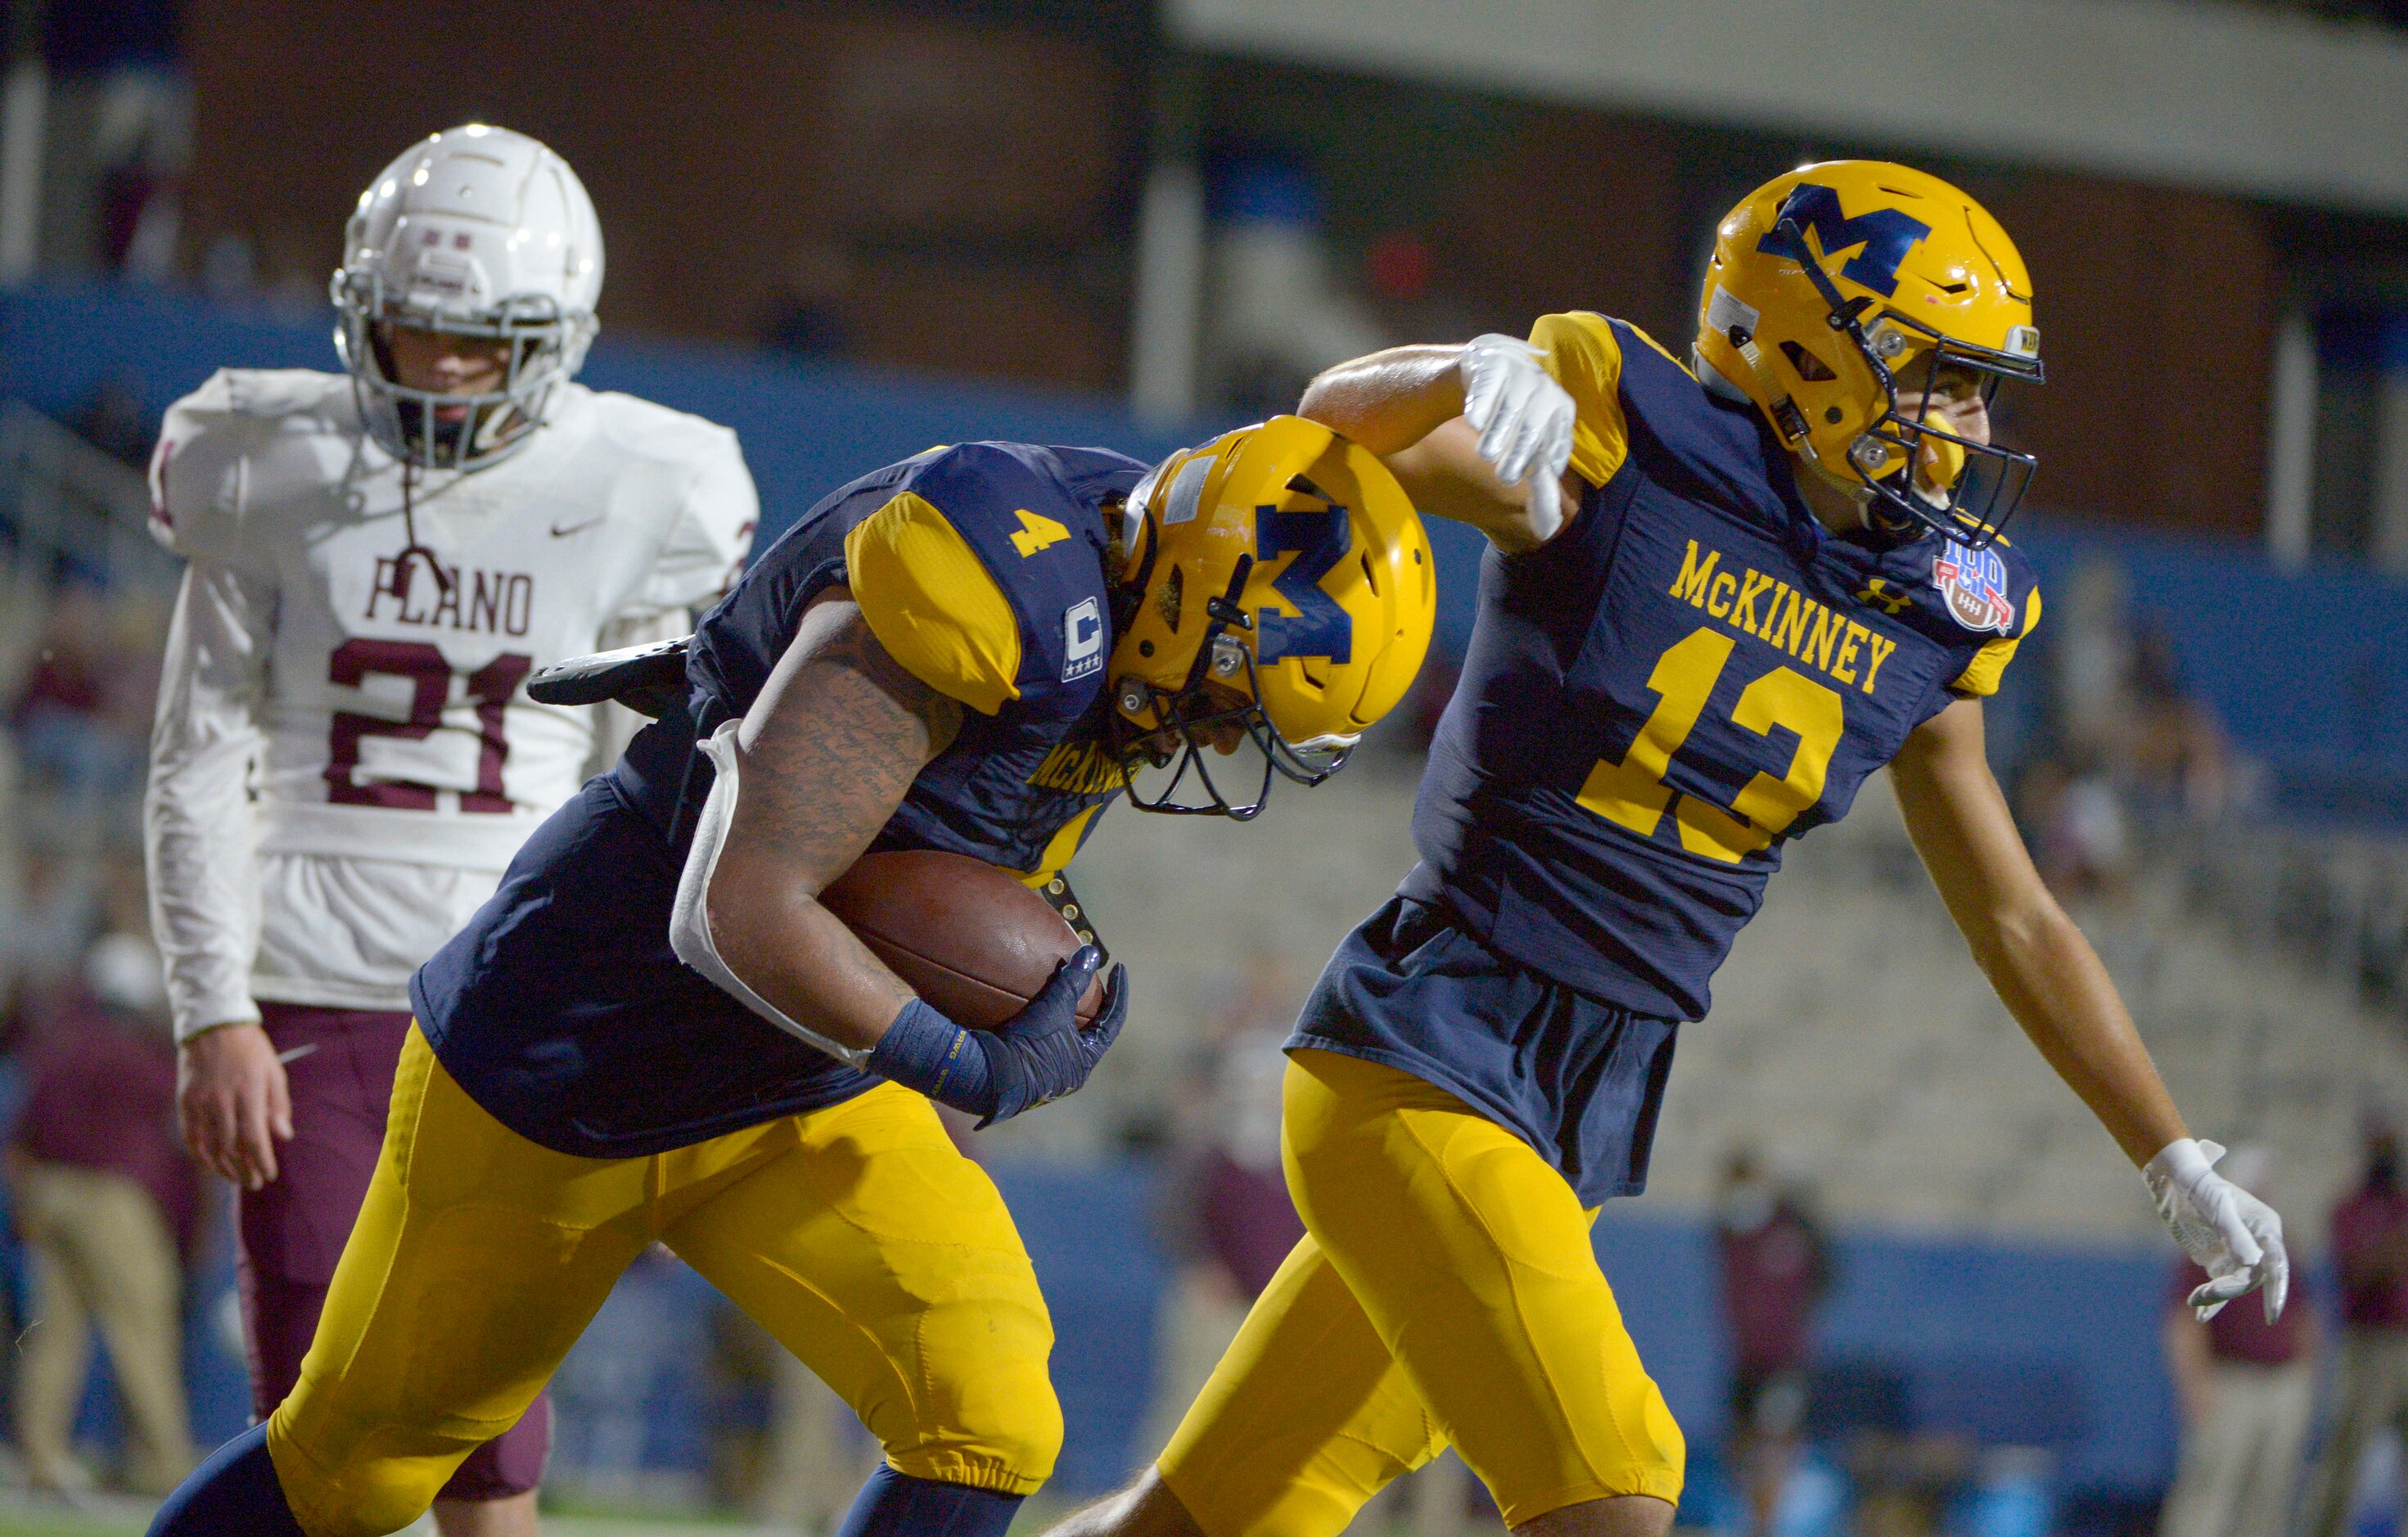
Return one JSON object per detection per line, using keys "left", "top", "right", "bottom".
{"left": 551, "top": 516, "right": 604, "bottom": 538}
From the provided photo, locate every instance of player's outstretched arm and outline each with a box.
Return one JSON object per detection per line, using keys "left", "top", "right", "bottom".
{"left": 1300, "top": 338, "right": 1578, "bottom": 552}
{"left": 1892, "top": 696, "right": 2288, "bottom": 1320}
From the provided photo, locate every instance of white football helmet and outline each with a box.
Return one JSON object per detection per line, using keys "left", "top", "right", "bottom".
{"left": 331, "top": 124, "right": 603, "bottom": 471}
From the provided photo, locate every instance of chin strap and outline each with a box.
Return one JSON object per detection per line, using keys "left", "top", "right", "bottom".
{"left": 381, "top": 459, "right": 453, "bottom": 603}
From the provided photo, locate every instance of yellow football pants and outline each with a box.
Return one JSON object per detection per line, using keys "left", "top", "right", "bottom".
{"left": 1159, "top": 1049, "right": 1685, "bottom": 1535}
{"left": 264, "top": 1026, "right": 1058, "bottom": 1537}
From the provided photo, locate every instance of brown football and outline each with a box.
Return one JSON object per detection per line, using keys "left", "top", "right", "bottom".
{"left": 819, "top": 850, "right": 1105, "bottom": 1030}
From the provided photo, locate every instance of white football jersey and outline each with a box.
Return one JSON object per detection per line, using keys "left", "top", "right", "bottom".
{"left": 144, "top": 368, "right": 757, "bottom": 1035}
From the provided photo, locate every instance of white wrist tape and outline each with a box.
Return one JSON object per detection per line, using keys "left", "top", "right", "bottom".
{"left": 2146, "top": 1137, "right": 2223, "bottom": 1199}
{"left": 669, "top": 720, "right": 873, "bottom": 1070}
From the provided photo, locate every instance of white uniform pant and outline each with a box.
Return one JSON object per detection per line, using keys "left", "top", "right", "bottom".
{"left": 2158, "top": 1359, "right": 2313, "bottom": 1537}
{"left": 2305, "top": 1329, "right": 2408, "bottom": 1537}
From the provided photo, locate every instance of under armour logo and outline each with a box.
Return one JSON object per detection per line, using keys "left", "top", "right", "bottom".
{"left": 1856, "top": 578, "right": 1914, "bottom": 616}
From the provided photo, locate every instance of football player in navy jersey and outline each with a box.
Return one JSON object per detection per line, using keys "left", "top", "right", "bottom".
{"left": 147, "top": 420, "right": 1434, "bottom": 1537}
{"left": 1047, "top": 162, "right": 2289, "bottom": 1537}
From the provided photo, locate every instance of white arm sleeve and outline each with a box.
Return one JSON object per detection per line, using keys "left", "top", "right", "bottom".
{"left": 629, "top": 429, "right": 760, "bottom": 621}
{"left": 669, "top": 720, "right": 873, "bottom": 1069}
{"left": 584, "top": 433, "right": 755, "bottom": 778}
{"left": 146, "top": 559, "right": 273, "bottom": 1040}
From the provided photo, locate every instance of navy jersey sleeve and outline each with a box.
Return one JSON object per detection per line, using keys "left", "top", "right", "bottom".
{"left": 1935, "top": 539, "right": 2042, "bottom": 698}
{"left": 862, "top": 444, "right": 1117, "bottom": 722}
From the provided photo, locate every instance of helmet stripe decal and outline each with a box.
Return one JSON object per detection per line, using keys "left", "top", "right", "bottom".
{"left": 1756, "top": 184, "right": 1932, "bottom": 299}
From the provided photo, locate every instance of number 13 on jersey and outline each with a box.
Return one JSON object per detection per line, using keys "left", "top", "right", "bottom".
{"left": 1577, "top": 627, "right": 1843, "bottom": 863}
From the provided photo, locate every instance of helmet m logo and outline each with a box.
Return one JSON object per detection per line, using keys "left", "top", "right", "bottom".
{"left": 1757, "top": 184, "right": 1932, "bottom": 299}
{"left": 1254, "top": 507, "right": 1353, "bottom": 664}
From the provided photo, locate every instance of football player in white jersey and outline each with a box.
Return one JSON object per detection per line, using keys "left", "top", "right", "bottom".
{"left": 143, "top": 124, "right": 756, "bottom": 1537}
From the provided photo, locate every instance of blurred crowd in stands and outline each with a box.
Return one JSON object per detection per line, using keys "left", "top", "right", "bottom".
{"left": 2011, "top": 557, "right": 2237, "bottom": 904}
{"left": 2, "top": 2, "right": 2407, "bottom": 1525}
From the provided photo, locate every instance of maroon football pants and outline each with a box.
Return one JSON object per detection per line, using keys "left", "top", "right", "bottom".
{"left": 240, "top": 1003, "right": 552, "bottom": 1501}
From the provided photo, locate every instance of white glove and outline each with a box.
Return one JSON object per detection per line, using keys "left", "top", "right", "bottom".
{"left": 1459, "top": 334, "right": 1576, "bottom": 542}
{"left": 2144, "top": 1138, "right": 2289, "bottom": 1323}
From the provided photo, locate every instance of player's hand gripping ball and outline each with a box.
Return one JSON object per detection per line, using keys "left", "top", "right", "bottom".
{"left": 828, "top": 851, "right": 1128, "bottom": 1125}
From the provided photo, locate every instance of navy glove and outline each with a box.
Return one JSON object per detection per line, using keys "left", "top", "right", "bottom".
{"left": 866, "top": 946, "right": 1130, "bottom": 1128}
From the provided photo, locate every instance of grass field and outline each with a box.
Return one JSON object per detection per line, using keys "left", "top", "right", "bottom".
{"left": 0, "top": 1490, "right": 1148, "bottom": 1536}
{"left": 0, "top": 1494, "right": 806, "bottom": 1537}
{"left": 0, "top": 1499, "right": 1457, "bottom": 1536}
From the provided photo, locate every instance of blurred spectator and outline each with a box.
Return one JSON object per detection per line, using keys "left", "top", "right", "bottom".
{"left": 1142, "top": 958, "right": 1307, "bottom": 1454}
{"left": 2125, "top": 625, "right": 2231, "bottom": 827}
{"left": 6, "top": 849, "right": 104, "bottom": 993}
{"left": 2157, "top": 1145, "right": 2317, "bottom": 1537}
{"left": 1202, "top": 153, "right": 1388, "bottom": 417}
{"left": 5, "top": 931, "right": 199, "bottom": 1496}
{"left": 2050, "top": 558, "right": 2135, "bottom": 757}
{"left": 2018, "top": 741, "right": 2135, "bottom": 901}
{"left": 701, "top": 1300, "right": 877, "bottom": 1529}
{"left": 2302, "top": 1122, "right": 2408, "bottom": 1537}
{"left": 1717, "top": 1147, "right": 1832, "bottom": 1537}
{"left": 751, "top": 1350, "right": 879, "bottom": 1530}
{"left": 2015, "top": 557, "right": 2236, "bottom": 901}
{"left": 45, "top": 0, "right": 189, "bottom": 282}
{"left": 8, "top": 584, "right": 151, "bottom": 826}
{"left": 72, "top": 368, "right": 157, "bottom": 469}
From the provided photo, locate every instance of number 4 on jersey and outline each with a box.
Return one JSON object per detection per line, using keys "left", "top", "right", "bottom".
{"left": 1011, "top": 509, "right": 1071, "bottom": 557}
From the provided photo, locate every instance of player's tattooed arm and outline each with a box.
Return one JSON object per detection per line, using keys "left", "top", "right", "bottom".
{"left": 703, "top": 586, "right": 964, "bottom": 1055}
{"left": 1892, "top": 695, "right": 2189, "bottom": 1165}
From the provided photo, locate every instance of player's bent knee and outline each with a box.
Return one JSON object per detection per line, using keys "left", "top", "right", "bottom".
{"left": 881, "top": 1368, "right": 1063, "bottom": 1496}
{"left": 939, "top": 1386, "right": 1064, "bottom": 1495}
{"left": 294, "top": 1478, "right": 443, "bottom": 1537}
{"left": 268, "top": 1418, "right": 480, "bottom": 1537}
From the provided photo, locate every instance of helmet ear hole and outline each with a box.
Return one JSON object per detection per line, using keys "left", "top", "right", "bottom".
{"left": 1157, "top": 565, "right": 1184, "bottom": 631}
{"left": 1778, "top": 340, "right": 1838, "bottom": 382}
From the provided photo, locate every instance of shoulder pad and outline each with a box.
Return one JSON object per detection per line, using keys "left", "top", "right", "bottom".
{"left": 1945, "top": 542, "right": 2042, "bottom": 698}
{"left": 148, "top": 369, "right": 354, "bottom": 565}
{"left": 1527, "top": 313, "right": 1634, "bottom": 486}
{"left": 845, "top": 490, "right": 1025, "bottom": 715}
{"left": 899, "top": 444, "right": 1112, "bottom": 694}
{"left": 148, "top": 371, "right": 255, "bottom": 563}
{"left": 579, "top": 388, "right": 743, "bottom": 466}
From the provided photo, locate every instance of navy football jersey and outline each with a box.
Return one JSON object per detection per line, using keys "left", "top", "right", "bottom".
{"left": 412, "top": 441, "right": 1146, "bottom": 1156}
{"left": 1397, "top": 313, "right": 2039, "bottom": 1021}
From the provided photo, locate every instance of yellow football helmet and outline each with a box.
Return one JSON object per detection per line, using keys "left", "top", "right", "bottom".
{"left": 1107, "top": 416, "right": 1435, "bottom": 818}
{"left": 1695, "top": 160, "right": 2044, "bottom": 547}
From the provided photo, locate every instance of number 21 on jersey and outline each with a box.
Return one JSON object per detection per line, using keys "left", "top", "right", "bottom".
{"left": 1577, "top": 627, "right": 1842, "bottom": 863}
{"left": 326, "top": 639, "right": 532, "bottom": 812}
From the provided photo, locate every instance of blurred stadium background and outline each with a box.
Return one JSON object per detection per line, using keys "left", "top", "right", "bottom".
{"left": 5, "top": 0, "right": 2408, "bottom": 1532}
